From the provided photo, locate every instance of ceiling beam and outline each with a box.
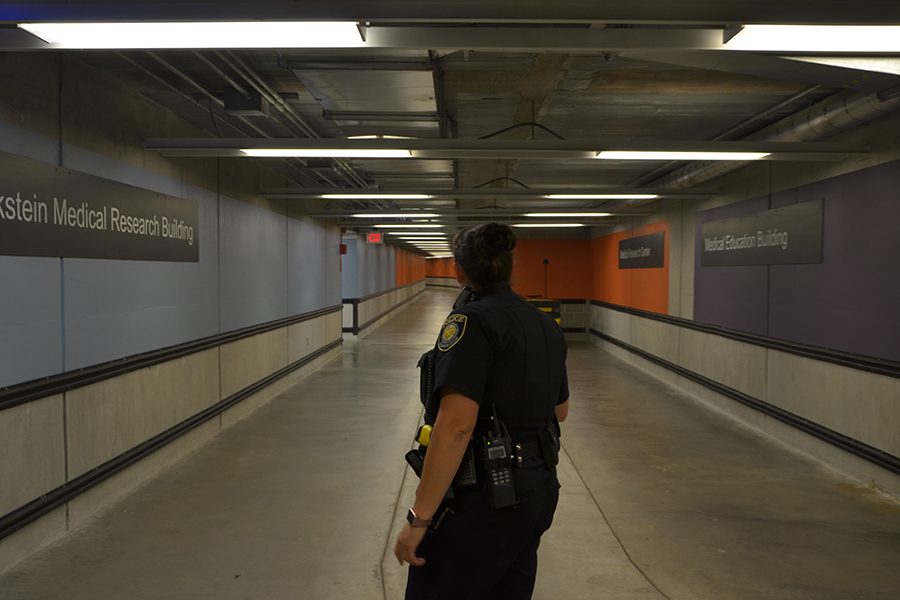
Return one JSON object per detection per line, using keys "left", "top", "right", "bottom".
{"left": 260, "top": 188, "right": 713, "bottom": 199}
{"left": 3, "top": 1, "right": 898, "bottom": 25}
{"left": 145, "top": 138, "right": 867, "bottom": 161}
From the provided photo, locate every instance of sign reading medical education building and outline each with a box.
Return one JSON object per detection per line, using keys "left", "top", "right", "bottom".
{"left": 619, "top": 231, "right": 665, "bottom": 269}
{"left": 0, "top": 153, "right": 199, "bottom": 262}
{"left": 700, "top": 200, "right": 822, "bottom": 267}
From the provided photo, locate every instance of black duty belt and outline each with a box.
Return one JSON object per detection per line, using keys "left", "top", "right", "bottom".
{"left": 511, "top": 437, "right": 544, "bottom": 466}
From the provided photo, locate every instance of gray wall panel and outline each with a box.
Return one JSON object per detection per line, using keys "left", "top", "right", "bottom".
{"left": 0, "top": 256, "right": 62, "bottom": 386}
{"left": 64, "top": 262, "right": 218, "bottom": 370}
{"left": 340, "top": 236, "right": 359, "bottom": 299}
{"left": 288, "top": 216, "right": 340, "bottom": 314}
{"left": 324, "top": 226, "right": 342, "bottom": 307}
{"left": 219, "top": 196, "right": 288, "bottom": 331}
{"left": 0, "top": 121, "right": 58, "bottom": 165}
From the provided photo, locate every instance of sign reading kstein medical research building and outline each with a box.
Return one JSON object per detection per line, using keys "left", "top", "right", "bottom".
{"left": 0, "top": 153, "right": 199, "bottom": 262}
{"left": 700, "top": 200, "right": 822, "bottom": 267}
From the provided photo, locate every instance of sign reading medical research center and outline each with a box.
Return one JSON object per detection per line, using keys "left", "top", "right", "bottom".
{"left": 619, "top": 231, "right": 665, "bottom": 269}
{"left": 700, "top": 200, "right": 823, "bottom": 267}
{"left": 0, "top": 153, "right": 198, "bottom": 262}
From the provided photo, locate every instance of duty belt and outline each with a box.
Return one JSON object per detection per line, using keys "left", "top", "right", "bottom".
{"left": 511, "top": 437, "right": 544, "bottom": 466}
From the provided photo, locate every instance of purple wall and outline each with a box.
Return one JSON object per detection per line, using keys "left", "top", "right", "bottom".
{"left": 694, "top": 159, "right": 900, "bottom": 362}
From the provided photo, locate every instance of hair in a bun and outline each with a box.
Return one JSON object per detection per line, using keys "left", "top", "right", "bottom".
{"left": 453, "top": 223, "right": 517, "bottom": 290}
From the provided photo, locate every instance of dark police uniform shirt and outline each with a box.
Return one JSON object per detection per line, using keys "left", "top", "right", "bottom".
{"left": 431, "top": 283, "right": 568, "bottom": 438}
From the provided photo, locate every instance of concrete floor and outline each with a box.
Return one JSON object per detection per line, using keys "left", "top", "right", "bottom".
{"left": 1, "top": 289, "right": 898, "bottom": 599}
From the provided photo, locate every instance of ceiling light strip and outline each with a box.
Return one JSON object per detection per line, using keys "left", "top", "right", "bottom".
{"left": 725, "top": 25, "right": 900, "bottom": 53}
{"left": 242, "top": 149, "right": 411, "bottom": 158}
{"left": 513, "top": 223, "right": 585, "bottom": 228}
{"left": 19, "top": 22, "right": 365, "bottom": 50}
{"left": 351, "top": 213, "right": 439, "bottom": 218}
{"left": 596, "top": 151, "right": 769, "bottom": 161}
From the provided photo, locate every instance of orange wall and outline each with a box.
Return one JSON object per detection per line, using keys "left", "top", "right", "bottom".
{"left": 395, "top": 249, "right": 426, "bottom": 286}
{"left": 590, "top": 222, "right": 669, "bottom": 314}
{"left": 426, "top": 257, "right": 455, "bottom": 278}
{"left": 422, "top": 226, "right": 668, "bottom": 314}
{"left": 512, "top": 239, "right": 593, "bottom": 299}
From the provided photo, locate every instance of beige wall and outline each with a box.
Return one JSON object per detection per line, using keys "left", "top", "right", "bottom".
{"left": 589, "top": 305, "right": 900, "bottom": 497}
{"left": 0, "top": 309, "right": 342, "bottom": 575}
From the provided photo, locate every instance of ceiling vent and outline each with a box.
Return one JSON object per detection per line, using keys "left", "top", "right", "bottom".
{"left": 223, "top": 87, "right": 269, "bottom": 116}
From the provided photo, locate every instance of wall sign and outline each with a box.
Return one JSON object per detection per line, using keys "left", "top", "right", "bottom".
{"left": 0, "top": 152, "right": 199, "bottom": 262}
{"left": 619, "top": 231, "right": 665, "bottom": 269}
{"left": 366, "top": 232, "right": 383, "bottom": 244}
{"left": 700, "top": 200, "right": 822, "bottom": 267}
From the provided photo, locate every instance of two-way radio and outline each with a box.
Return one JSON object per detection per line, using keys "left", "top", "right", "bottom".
{"left": 480, "top": 404, "right": 517, "bottom": 509}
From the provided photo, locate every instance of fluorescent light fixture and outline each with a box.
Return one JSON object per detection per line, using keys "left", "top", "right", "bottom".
{"left": 513, "top": 223, "right": 585, "bottom": 228}
{"left": 390, "top": 233, "right": 447, "bottom": 237}
{"left": 323, "top": 194, "right": 431, "bottom": 200}
{"left": 18, "top": 22, "right": 365, "bottom": 50}
{"left": 347, "top": 135, "right": 414, "bottom": 140}
{"left": 545, "top": 194, "right": 659, "bottom": 200}
{"left": 374, "top": 224, "right": 443, "bottom": 229}
{"left": 596, "top": 151, "right": 769, "bottom": 161}
{"left": 242, "top": 149, "right": 411, "bottom": 158}
{"left": 787, "top": 56, "right": 900, "bottom": 76}
{"left": 524, "top": 213, "right": 612, "bottom": 217}
{"left": 352, "top": 213, "right": 439, "bottom": 218}
{"left": 725, "top": 25, "right": 900, "bottom": 53}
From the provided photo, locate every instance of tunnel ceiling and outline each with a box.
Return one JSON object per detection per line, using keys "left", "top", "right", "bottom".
{"left": 4, "top": 1, "right": 900, "bottom": 250}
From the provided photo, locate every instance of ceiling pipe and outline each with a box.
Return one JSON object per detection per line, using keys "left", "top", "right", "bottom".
{"left": 117, "top": 52, "right": 325, "bottom": 188}
{"left": 215, "top": 51, "right": 376, "bottom": 198}
{"left": 644, "top": 90, "right": 900, "bottom": 195}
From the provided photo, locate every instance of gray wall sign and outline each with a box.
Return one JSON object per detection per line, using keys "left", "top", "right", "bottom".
{"left": 619, "top": 231, "right": 665, "bottom": 269}
{"left": 0, "top": 152, "right": 199, "bottom": 262}
{"left": 701, "top": 200, "right": 822, "bottom": 267}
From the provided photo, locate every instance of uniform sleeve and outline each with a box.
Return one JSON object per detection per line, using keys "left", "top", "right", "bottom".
{"left": 557, "top": 337, "right": 569, "bottom": 405}
{"left": 432, "top": 311, "right": 493, "bottom": 406}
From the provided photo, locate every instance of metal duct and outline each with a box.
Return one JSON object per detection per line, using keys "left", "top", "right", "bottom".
{"left": 647, "top": 90, "right": 900, "bottom": 192}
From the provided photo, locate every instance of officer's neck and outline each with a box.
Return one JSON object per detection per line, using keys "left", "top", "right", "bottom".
{"left": 474, "top": 281, "right": 511, "bottom": 296}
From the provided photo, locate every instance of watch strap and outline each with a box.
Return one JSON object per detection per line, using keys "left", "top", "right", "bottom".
{"left": 406, "top": 508, "right": 432, "bottom": 528}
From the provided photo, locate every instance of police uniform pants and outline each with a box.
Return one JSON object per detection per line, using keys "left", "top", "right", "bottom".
{"left": 405, "top": 463, "right": 560, "bottom": 600}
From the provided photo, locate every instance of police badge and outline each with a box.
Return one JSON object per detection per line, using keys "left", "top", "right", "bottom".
{"left": 438, "top": 314, "right": 467, "bottom": 352}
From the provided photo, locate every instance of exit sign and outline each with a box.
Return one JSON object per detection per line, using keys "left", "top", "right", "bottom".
{"left": 367, "top": 232, "right": 383, "bottom": 244}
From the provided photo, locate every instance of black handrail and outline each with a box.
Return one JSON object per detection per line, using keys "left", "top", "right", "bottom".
{"left": 0, "top": 338, "right": 343, "bottom": 542}
{"left": 590, "top": 300, "right": 900, "bottom": 380}
{"left": 0, "top": 305, "right": 343, "bottom": 412}
{"left": 342, "top": 280, "right": 427, "bottom": 335}
{"left": 590, "top": 329, "right": 900, "bottom": 475}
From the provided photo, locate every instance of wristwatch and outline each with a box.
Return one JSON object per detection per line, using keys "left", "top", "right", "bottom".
{"left": 406, "top": 508, "right": 432, "bottom": 528}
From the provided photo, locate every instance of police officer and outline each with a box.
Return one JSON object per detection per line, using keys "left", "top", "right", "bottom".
{"left": 394, "top": 223, "right": 569, "bottom": 600}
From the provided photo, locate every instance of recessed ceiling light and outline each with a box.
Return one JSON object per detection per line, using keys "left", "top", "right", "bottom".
{"left": 242, "top": 149, "right": 411, "bottom": 158}
{"left": 523, "top": 213, "right": 612, "bottom": 217}
{"left": 544, "top": 194, "right": 659, "bottom": 200}
{"left": 596, "top": 151, "right": 769, "bottom": 161}
{"left": 724, "top": 25, "right": 900, "bottom": 53}
{"left": 513, "top": 223, "right": 585, "bottom": 228}
{"left": 18, "top": 22, "right": 365, "bottom": 49}
{"left": 352, "top": 213, "right": 439, "bottom": 218}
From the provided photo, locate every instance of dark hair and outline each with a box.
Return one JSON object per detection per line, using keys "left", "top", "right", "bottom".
{"left": 452, "top": 223, "right": 517, "bottom": 289}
